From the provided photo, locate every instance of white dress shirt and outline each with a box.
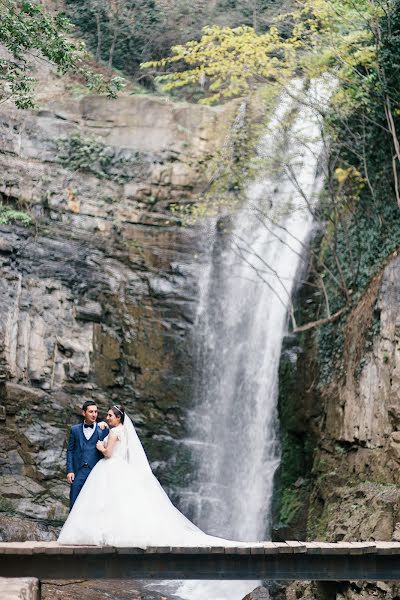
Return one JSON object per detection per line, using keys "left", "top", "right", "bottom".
{"left": 83, "top": 422, "right": 96, "bottom": 440}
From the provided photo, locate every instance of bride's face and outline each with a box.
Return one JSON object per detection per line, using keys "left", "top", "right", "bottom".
{"left": 106, "top": 410, "right": 120, "bottom": 428}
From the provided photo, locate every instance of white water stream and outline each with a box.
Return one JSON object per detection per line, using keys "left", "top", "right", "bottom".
{"left": 176, "top": 80, "right": 330, "bottom": 600}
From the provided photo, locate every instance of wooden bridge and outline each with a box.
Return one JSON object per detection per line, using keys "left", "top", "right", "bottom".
{"left": 1, "top": 541, "right": 400, "bottom": 581}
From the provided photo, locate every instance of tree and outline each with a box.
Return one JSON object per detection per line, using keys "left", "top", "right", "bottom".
{"left": 0, "top": 0, "right": 124, "bottom": 108}
{"left": 141, "top": 1, "right": 383, "bottom": 105}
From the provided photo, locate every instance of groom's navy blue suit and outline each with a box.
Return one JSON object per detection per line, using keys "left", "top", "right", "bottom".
{"left": 66, "top": 423, "right": 108, "bottom": 509}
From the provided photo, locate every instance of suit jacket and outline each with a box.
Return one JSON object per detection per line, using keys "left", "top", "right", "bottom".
{"left": 66, "top": 423, "right": 109, "bottom": 474}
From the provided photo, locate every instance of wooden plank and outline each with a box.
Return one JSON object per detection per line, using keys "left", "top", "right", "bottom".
{"left": 174, "top": 547, "right": 213, "bottom": 554}
{"left": 303, "top": 542, "right": 323, "bottom": 554}
{"left": 250, "top": 545, "right": 266, "bottom": 555}
{"left": 375, "top": 542, "right": 400, "bottom": 555}
{"left": 145, "top": 547, "right": 172, "bottom": 554}
{"left": 52, "top": 545, "right": 83, "bottom": 555}
{"left": 303, "top": 542, "right": 347, "bottom": 554}
{"left": 346, "top": 542, "right": 376, "bottom": 555}
{"left": 260, "top": 543, "right": 283, "bottom": 555}
{"left": 285, "top": 542, "right": 307, "bottom": 553}
{"left": 70, "top": 545, "right": 113, "bottom": 555}
{"left": 314, "top": 542, "right": 360, "bottom": 555}
{"left": 33, "top": 544, "right": 65, "bottom": 555}
{"left": 2, "top": 542, "right": 35, "bottom": 555}
{"left": 270, "top": 543, "right": 294, "bottom": 554}
{"left": 115, "top": 547, "right": 145, "bottom": 555}
{"left": 210, "top": 547, "right": 226, "bottom": 554}
{"left": 224, "top": 546, "right": 252, "bottom": 554}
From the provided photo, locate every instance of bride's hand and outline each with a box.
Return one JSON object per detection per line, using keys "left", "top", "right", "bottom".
{"left": 96, "top": 441, "right": 105, "bottom": 453}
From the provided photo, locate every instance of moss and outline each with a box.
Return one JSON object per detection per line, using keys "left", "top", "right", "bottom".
{"left": 274, "top": 338, "right": 316, "bottom": 537}
{"left": 279, "top": 487, "right": 304, "bottom": 526}
{"left": 0, "top": 204, "right": 32, "bottom": 226}
{"left": 0, "top": 497, "right": 14, "bottom": 513}
{"left": 307, "top": 499, "right": 334, "bottom": 540}
{"left": 57, "top": 133, "right": 149, "bottom": 183}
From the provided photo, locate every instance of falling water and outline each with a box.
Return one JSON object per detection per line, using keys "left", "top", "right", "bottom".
{"left": 175, "top": 79, "right": 330, "bottom": 600}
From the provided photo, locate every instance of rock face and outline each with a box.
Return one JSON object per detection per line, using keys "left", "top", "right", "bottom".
{"left": 309, "top": 256, "right": 400, "bottom": 543}
{"left": 277, "top": 254, "right": 400, "bottom": 598}
{"left": 0, "top": 89, "right": 233, "bottom": 532}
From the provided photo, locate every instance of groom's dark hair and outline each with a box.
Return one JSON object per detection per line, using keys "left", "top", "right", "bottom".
{"left": 82, "top": 400, "right": 97, "bottom": 412}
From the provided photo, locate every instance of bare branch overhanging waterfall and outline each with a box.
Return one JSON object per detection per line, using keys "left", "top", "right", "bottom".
{"left": 179, "top": 80, "right": 331, "bottom": 548}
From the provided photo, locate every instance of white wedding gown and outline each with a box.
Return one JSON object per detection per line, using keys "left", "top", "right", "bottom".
{"left": 58, "top": 415, "right": 254, "bottom": 547}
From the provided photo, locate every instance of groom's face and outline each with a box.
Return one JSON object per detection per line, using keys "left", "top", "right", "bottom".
{"left": 82, "top": 404, "right": 98, "bottom": 424}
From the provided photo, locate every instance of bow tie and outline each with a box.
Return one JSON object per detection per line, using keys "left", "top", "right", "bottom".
{"left": 84, "top": 423, "right": 95, "bottom": 429}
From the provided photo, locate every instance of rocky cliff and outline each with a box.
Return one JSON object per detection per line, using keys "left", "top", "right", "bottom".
{"left": 0, "top": 83, "right": 234, "bottom": 537}
{"left": 276, "top": 252, "right": 400, "bottom": 599}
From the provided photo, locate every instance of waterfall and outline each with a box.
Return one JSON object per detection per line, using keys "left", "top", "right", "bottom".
{"left": 175, "top": 80, "right": 330, "bottom": 600}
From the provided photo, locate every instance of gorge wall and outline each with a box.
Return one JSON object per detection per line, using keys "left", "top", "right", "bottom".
{"left": 0, "top": 80, "right": 234, "bottom": 538}
{"left": 277, "top": 251, "right": 400, "bottom": 599}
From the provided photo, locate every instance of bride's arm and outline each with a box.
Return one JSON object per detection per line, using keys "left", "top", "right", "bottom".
{"left": 96, "top": 431, "right": 117, "bottom": 458}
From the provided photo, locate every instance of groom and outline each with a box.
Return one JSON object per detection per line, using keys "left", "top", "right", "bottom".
{"left": 66, "top": 400, "right": 109, "bottom": 509}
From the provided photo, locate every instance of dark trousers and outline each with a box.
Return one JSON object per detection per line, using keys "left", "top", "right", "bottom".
{"left": 69, "top": 465, "right": 91, "bottom": 509}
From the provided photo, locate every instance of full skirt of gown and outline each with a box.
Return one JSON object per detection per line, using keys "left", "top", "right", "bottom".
{"left": 58, "top": 422, "right": 251, "bottom": 548}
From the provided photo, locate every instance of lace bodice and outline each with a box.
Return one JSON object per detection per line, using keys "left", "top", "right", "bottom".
{"left": 105, "top": 425, "right": 127, "bottom": 461}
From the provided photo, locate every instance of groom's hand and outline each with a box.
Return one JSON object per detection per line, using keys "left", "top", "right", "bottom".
{"left": 98, "top": 421, "right": 108, "bottom": 430}
{"left": 67, "top": 472, "right": 75, "bottom": 484}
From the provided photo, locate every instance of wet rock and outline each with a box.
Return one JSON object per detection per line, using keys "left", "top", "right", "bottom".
{"left": 0, "top": 515, "right": 58, "bottom": 541}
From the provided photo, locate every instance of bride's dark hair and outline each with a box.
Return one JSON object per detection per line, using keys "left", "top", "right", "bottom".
{"left": 110, "top": 404, "right": 125, "bottom": 424}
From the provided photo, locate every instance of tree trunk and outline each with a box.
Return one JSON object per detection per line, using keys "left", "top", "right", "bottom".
{"left": 108, "top": 28, "right": 118, "bottom": 71}
{"left": 95, "top": 13, "right": 102, "bottom": 62}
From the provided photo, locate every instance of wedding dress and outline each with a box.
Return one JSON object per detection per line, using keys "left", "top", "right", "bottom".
{"left": 58, "top": 415, "right": 251, "bottom": 547}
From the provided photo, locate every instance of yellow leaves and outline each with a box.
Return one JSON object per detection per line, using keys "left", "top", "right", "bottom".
{"left": 335, "top": 167, "right": 366, "bottom": 203}
{"left": 140, "top": 24, "right": 291, "bottom": 104}
{"left": 140, "top": 0, "right": 387, "bottom": 106}
{"left": 335, "top": 166, "right": 362, "bottom": 186}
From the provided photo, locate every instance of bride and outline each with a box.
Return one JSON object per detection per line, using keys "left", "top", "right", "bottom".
{"left": 58, "top": 404, "right": 249, "bottom": 547}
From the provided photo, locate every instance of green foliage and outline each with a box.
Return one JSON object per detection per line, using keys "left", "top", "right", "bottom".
{"left": 0, "top": 0, "right": 124, "bottom": 108}
{"left": 64, "top": 0, "right": 161, "bottom": 76}
{"left": 315, "top": 194, "right": 400, "bottom": 384}
{"left": 0, "top": 204, "right": 32, "bottom": 226}
{"left": 57, "top": 133, "right": 147, "bottom": 183}
{"left": 279, "top": 487, "right": 303, "bottom": 525}
{"left": 313, "top": 1, "right": 400, "bottom": 383}
{"left": 275, "top": 349, "right": 313, "bottom": 533}
{"left": 142, "top": 24, "right": 292, "bottom": 105}
{"left": 64, "top": 0, "right": 286, "bottom": 87}
{"left": 142, "top": 0, "right": 384, "bottom": 104}
{"left": 0, "top": 496, "right": 14, "bottom": 513}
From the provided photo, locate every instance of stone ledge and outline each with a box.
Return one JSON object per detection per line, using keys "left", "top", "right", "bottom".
{"left": 0, "top": 577, "right": 39, "bottom": 600}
